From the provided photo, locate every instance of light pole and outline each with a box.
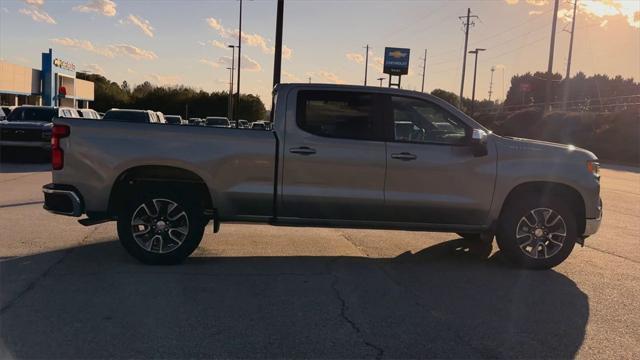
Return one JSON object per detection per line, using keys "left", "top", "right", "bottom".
{"left": 377, "top": 77, "right": 385, "bottom": 87}
{"left": 468, "top": 48, "right": 486, "bottom": 113}
{"left": 228, "top": 45, "right": 237, "bottom": 121}
{"left": 226, "top": 67, "right": 233, "bottom": 119}
{"left": 233, "top": 0, "right": 244, "bottom": 126}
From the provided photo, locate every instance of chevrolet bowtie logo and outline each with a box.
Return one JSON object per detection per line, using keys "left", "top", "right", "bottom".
{"left": 389, "top": 51, "right": 408, "bottom": 59}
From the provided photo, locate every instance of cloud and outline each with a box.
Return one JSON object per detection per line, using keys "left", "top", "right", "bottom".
{"left": 127, "top": 68, "right": 136, "bottom": 74}
{"left": 205, "top": 17, "right": 223, "bottom": 31}
{"left": 19, "top": 7, "right": 56, "bottom": 24}
{"left": 372, "top": 56, "right": 384, "bottom": 72}
{"left": 199, "top": 58, "right": 221, "bottom": 68}
{"left": 126, "top": 14, "right": 154, "bottom": 37}
{"left": 50, "top": 38, "right": 157, "bottom": 60}
{"left": 23, "top": 0, "right": 44, "bottom": 6}
{"left": 504, "top": 0, "right": 519, "bottom": 4}
{"left": 73, "top": 0, "right": 117, "bottom": 17}
{"left": 306, "top": 71, "right": 344, "bottom": 84}
{"left": 1, "top": 7, "right": 8, "bottom": 13}
{"left": 148, "top": 73, "right": 181, "bottom": 85}
{"left": 526, "top": 0, "right": 548, "bottom": 5}
{"left": 82, "top": 63, "right": 105, "bottom": 75}
{"left": 110, "top": 44, "right": 157, "bottom": 60}
{"left": 209, "top": 40, "right": 227, "bottom": 49}
{"left": 282, "top": 70, "right": 302, "bottom": 82}
{"left": 199, "top": 54, "right": 261, "bottom": 72}
{"left": 345, "top": 52, "right": 365, "bottom": 64}
{"left": 529, "top": 10, "right": 544, "bottom": 15}
{"left": 206, "top": 17, "right": 293, "bottom": 59}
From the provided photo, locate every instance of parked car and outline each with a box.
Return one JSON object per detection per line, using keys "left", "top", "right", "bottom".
{"left": 238, "top": 119, "right": 250, "bottom": 128}
{"left": 165, "top": 115, "right": 183, "bottom": 125}
{"left": 205, "top": 116, "right": 230, "bottom": 127}
{"left": 77, "top": 109, "right": 101, "bottom": 119}
{"left": 102, "top": 109, "right": 158, "bottom": 123}
{"left": 229, "top": 120, "right": 237, "bottom": 128}
{"left": 0, "top": 105, "right": 79, "bottom": 151}
{"left": 42, "top": 84, "right": 602, "bottom": 269}
{"left": 188, "top": 118, "right": 202, "bottom": 125}
{"left": 250, "top": 121, "right": 270, "bottom": 130}
{"left": 0, "top": 107, "right": 5, "bottom": 120}
{"left": 1, "top": 106, "right": 15, "bottom": 118}
{"left": 155, "top": 112, "right": 167, "bottom": 124}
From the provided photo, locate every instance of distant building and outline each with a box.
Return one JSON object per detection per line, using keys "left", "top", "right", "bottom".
{"left": 0, "top": 48, "right": 94, "bottom": 108}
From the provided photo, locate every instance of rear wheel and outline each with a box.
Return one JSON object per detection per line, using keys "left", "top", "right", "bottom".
{"left": 496, "top": 195, "right": 577, "bottom": 269}
{"left": 117, "top": 187, "right": 206, "bottom": 265}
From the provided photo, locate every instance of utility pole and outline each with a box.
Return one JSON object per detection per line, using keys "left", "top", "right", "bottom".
{"left": 544, "top": 0, "right": 560, "bottom": 111}
{"left": 377, "top": 77, "right": 385, "bottom": 87}
{"left": 233, "top": 0, "right": 243, "bottom": 126}
{"left": 488, "top": 66, "right": 495, "bottom": 102}
{"left": 468, "top": 48, "right": 486, "bottom": 114}
{"left": 228, "top": 45, "right": 236, "bottom": 121}
{"left": 458, "top": 8, "right": 478, "bottom": 109}
{"left": 562, "top": 0, "right": 578, "bottom": 110}
{"left": 272, "top": 0, "right": 284, "bottom": 89}
{"left": 363, "top": 44, "right": 370, "bottom": 86}
{"left": 421, "top": 49, "right": 427, "bottom": 92}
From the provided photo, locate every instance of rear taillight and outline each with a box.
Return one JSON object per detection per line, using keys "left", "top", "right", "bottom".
{"left": 51, "top": 124, "right": 70, "bottom": 170}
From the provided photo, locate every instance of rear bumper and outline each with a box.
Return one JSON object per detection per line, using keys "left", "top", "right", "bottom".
{"left": 0, "top": 140, "right": 50, "bottom": 149}
{"left": 42, "top": 183, "right": 84, "bottom": 217}
{"left": 583, "top": 198, "right": 602, "bottom": 237}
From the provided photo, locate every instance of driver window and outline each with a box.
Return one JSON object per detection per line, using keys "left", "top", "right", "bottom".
{"left": 391, "top": 96, "right": 467, "bottom": 145}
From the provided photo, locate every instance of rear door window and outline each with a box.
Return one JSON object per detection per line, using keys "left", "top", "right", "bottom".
{"left": 297, "top": 90, "right": 383, "bottom": 141}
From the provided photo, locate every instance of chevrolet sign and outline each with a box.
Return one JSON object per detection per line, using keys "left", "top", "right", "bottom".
{"left": 383, "top": 47, "right": 410, "bottom": 75}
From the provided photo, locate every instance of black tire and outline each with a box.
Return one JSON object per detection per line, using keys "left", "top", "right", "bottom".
{"left": 117, "top": 185, "right": 206, "bottom": 265}
{"left": 496, "top": 194, "right": 577, "bottom": 269}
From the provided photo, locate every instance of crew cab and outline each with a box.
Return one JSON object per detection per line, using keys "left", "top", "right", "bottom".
{"left": 42, "top": 84, "right": 602, "bottom": 269}
{"left": 0, "top": 105, "right": 79, "bottom": 150}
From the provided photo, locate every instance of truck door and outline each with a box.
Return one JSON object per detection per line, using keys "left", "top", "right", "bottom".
{"left": 280, "top": 90, "right": 386, "bottom": 221}
{"left": 382, "top": 95, "right": 497, "bottom": 225}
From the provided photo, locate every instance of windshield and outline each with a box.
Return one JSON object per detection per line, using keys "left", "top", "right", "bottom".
{"left": 6, "top": 107, "right": 56, "bottom": 122}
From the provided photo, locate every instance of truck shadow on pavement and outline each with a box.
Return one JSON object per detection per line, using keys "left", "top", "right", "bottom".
{"left": 0, "top": 238, "right": 588, "bottom": 359}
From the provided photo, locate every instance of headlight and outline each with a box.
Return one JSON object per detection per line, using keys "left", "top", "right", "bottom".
{"left": 587, "top": 160, "right": 600, "bottom": 179}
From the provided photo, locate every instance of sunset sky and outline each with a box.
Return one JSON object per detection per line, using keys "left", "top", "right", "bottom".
{"left": 1, "top": 0, "right": 638, "bottom": 105}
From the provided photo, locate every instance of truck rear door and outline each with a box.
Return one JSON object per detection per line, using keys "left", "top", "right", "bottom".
{"left": 279, "top": 89, "right": 386, "bottom": 221}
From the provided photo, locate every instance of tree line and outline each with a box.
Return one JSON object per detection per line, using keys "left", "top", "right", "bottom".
{"left": 430, "top": 71, "right": 639, "bottom": 114}
{"left": 77, "top": 73, "right": 267, "bottom": 121}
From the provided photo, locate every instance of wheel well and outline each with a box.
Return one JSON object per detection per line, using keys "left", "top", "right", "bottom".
{"left": 108, "top": 165, "right": 214, "bottom": 218}
{"left": 501, "top": 182, "right": 586, "bottom": 234}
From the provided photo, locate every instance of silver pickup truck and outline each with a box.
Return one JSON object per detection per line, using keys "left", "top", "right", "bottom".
{"left": 42, "top": 84, "right": 602, "bottom": 269}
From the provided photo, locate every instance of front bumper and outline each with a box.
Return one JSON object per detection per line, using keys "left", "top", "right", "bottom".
{"left": 583, "top": 198, "right": 602, "bottom": 237}
{"left": 42, "top": 183, "right": 84, "bottom": 217}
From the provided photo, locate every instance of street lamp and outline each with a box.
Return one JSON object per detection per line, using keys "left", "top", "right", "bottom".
{"left": 377, "top": 77, "right": 385, "bottom": 87}
{"left": 226, "top": 67, "right": 233, "bottom": 120}
{"left": 468, "top": 48, "right": 486, "bottom": 113}
{"left": 233, "top": 0, "right": 244, "bottom": 127}
{"left": 228, "top": 45, "right": 237, "bottom": 122}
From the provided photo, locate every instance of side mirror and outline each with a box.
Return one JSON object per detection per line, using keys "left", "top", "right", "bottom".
{"left": 470, "top": 129, "right": 488, "bottom": 157}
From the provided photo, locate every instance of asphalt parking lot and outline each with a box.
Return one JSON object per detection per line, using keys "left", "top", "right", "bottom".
{"left": 0, "top": 161, "right": 638, "bottom": 359}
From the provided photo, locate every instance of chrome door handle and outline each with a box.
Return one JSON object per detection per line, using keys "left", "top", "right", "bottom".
{"left": 391, "top": 152, "right": 417, "bottom": 161}
{"left": 289, "top": 146, "right": 316, "bottom": 155}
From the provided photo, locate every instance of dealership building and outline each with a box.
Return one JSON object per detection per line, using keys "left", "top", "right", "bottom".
{"left": 0, "top": 49, "right": 94, "bottom": 108}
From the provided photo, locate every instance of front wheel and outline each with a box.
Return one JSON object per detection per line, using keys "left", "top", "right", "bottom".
{"left": 117, "top": 187, "right": 206, "bottom": 265}
{"left": 496, "top": 195, "right": 577, "bottom": 269}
